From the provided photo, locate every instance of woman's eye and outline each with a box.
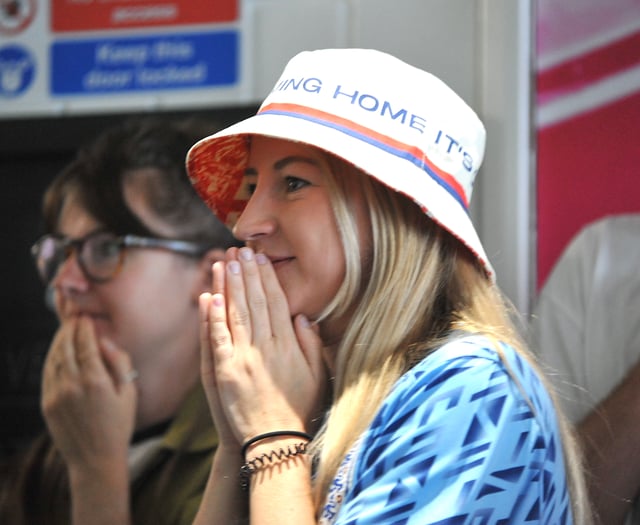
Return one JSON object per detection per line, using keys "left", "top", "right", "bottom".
{"left": 92, "top": 239, "right": 121, "bottom": 261}
{"left": 285, "top": 176, "right": 310, "bottom": 193}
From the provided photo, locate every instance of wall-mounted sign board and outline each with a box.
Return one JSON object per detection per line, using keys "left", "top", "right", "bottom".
{"left": 0, "top": 0, "right": 250, "bottom": 118}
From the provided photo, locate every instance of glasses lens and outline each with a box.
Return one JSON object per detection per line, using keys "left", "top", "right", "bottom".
{"left": 32, "top": 236, "right": 65, "bottom": 283}
{"left": 81, "top": 233, "right": 123, "bottom": 281}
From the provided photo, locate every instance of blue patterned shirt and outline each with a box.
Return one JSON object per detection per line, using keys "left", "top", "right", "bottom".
{"left": 321, "top": 335, "right": 573, "bottom": 525}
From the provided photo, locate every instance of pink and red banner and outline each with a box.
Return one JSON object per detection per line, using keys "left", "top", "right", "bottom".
{"left": 536, "top": 0, "right": 640, "bottom": 289}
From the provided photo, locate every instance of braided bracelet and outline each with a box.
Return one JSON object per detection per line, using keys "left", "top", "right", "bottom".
{"left": 240, "top": 441, "right": 309, "bottom": 491}
{"left": 241, "top": 430, "right": 313, "bottom": 459}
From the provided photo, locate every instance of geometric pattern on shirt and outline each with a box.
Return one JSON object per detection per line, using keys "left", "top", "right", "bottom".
{"left": 324, "top": 335, "right": 573, "bottom": 525}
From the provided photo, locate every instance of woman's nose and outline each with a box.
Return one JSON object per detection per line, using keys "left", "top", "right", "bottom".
{"left": 232, "top": 192, "right": 277, "bottom": 242}
{"left": 51, "top": 252, "right": 90, "bottom": 294}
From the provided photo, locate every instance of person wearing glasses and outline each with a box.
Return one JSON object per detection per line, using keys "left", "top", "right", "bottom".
{"left": 0, "top": 118, "right": 240, "bottom": 525}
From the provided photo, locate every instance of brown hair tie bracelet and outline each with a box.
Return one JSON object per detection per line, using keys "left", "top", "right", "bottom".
{"left": 241, "top": 430, "right": 313, "bottom": 459}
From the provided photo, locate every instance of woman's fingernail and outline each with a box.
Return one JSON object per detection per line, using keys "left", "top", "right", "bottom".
{"left": 101, "top": 338, "right": 116, "bottom": 352}
{"left": 240, "top": 247, "right": 253, "bottom": 261}
{"left": 256, "top": 253, "right": 268, "bottom": 265}
{"left": 298, "top": 314, "right": 310, "bottom": 328}
{"left": 228, "top": 261, "right": 241, "bottom": 274}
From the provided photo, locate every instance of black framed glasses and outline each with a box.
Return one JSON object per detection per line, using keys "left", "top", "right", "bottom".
{"left": 31, "top": 230, "right": 213, "bottom": 284}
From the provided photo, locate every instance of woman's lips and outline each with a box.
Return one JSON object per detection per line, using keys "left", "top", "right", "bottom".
{"left": 268, "top": 256, "right": 295, "bottom": 268}
{"left": 64, "top": 310, "right": 108, "bottom": 320}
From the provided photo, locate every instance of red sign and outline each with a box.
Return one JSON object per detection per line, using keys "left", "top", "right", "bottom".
{"left": 52, "top": 0, "right": 238, "bottom": 32}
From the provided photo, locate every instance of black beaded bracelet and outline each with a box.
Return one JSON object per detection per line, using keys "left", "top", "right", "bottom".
{"left": 241, "top": 430, "right": 313, "bottom": 459}
{"left": 240, "top": 441, "right": 309, "bottom": 492}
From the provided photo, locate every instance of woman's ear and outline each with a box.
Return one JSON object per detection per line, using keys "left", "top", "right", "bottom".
{"left": 191, "top": 248, "right": 226, "bottom": 300}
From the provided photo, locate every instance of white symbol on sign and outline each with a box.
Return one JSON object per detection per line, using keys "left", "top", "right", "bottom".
{"left": 0, "top": 57, "right": 30, "bottom": 92}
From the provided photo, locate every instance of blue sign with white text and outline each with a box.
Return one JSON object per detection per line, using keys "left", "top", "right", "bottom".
{"left": 51, "top": 31, "right": 238, "bottom": 95}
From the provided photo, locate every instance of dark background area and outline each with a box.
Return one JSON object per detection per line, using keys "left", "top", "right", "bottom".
{"left": 0, "top": 105, "right": 257, "bottom": 459}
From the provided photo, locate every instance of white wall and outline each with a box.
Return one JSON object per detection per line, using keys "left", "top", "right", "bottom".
{"left": 475, "top": 0, "right": 535, "bottom": 316}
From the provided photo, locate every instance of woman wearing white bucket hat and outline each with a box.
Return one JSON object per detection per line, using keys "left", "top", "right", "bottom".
{"left": 188, "top": 49, "right": 591, "bottom": 524}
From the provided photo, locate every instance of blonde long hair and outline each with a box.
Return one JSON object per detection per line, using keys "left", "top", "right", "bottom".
{"left": 309, "top": 157, "right": 592, "bottom": 524}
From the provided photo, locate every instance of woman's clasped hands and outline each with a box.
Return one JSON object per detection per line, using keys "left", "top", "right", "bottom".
{"left": 199, "top": 246, "right": 327, "bottom": 451}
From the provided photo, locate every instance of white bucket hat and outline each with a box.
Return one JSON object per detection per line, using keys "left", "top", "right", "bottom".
{"left": 187, "top": 48, "right": 494, "bottom": 279}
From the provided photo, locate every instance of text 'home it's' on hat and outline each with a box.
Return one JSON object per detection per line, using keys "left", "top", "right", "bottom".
{"left": 187, "top": 48, "right": 494, "bottom": 280}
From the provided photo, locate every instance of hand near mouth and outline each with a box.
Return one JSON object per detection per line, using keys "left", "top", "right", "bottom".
{"left": 41, "top": 315, "right": 137, "bottom": 522}
{"left": 199, "top": 245, "right": 327, "bottom": 447}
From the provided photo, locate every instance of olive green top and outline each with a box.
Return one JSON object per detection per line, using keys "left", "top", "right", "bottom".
{"left": 131, "top": 384, "right": 218, "bottom": 525}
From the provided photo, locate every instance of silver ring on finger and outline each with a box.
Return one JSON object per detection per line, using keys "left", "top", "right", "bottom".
{"left": 123, "top": 369, "right": 139, "bottom": 383}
